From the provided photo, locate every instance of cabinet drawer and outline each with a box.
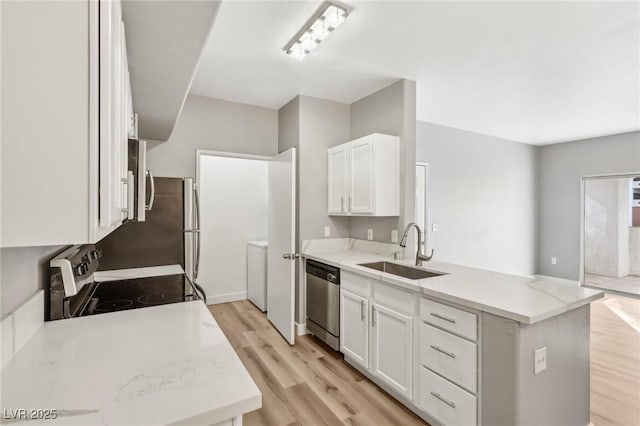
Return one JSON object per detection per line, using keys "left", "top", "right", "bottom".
{"left": 420, "top": 298, "right": 477, "bottom": 341}
{"left": 419, "top": 367, "right": 477, "bottom": 426}
{"left": 373, "top": 280, "right": 413, "bottom": 314}
{"left": 341, "top": 271, "right": 369, "bottom": 298}
{"left": 420, "top": 323, "right": 477, "bottom": 393}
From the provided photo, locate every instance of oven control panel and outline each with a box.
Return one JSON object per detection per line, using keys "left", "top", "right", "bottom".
{"left": 50, "top": 245, "right": 101, "bottom": 298}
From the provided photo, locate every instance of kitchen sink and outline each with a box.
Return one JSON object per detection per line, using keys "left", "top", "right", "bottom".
{"left": 358, "top": 262, "right": 445, "bottom": 280}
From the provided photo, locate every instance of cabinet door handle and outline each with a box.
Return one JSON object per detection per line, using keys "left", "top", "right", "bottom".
{"left": 430, "top": 345, "right": 456, "bottom": 359}
{"left": 341, "top": 196, "right": 345, "bottom": 212}
{"left": 430, "top": 312, "right": 456, "bottom": 324}
{"left": 430, "top": 392, "right": 456, "bottom": 409}
{"left": 371, "top": 305, "right": 376, "bottom": 327}
{"left": 360, "top": 300, "right": 365, "bottom": 321}
{"left": 146, "top": 170, "right": 155, "bottom": 211}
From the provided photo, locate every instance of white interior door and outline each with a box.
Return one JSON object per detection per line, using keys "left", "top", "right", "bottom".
{"left": 267, "top": 148, "right": 297, "bottom": 345}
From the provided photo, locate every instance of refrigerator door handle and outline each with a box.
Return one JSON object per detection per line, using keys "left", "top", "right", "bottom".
{"left": 146, "top": 170, "right": 155, "bottom": 211}
{"left": 193, "top": 184, "right": 201, "bottom": 280}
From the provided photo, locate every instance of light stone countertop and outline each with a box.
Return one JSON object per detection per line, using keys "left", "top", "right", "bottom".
{"left": 0, "top": 301, "right": 261, "bottom": 425}
{"left": 303, "top": 249, "right": 603, "bottom": 324}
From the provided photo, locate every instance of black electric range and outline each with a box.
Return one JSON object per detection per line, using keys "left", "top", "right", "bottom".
{"left": 48, "top": 245, "right": 206, "bottom": 321}
{"left": 82, "top": 274, "right": 199, "bottom": 316}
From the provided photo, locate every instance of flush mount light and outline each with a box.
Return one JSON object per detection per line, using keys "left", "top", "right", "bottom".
{"left": 285, "top": 2, "right": 349, "bottom": 60}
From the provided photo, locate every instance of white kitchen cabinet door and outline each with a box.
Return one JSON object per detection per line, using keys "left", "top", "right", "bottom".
{"left": 340, "top": 290, "right": 369, "bottom": 368}
{"left": 328, "top": 145, "right": 348, "bottom": 214}
{"left": 99, "top": 0, "right": 127, "bottom": 231}
{"left": 327, "top": 133, "right": 399, "bottom": 217}
{"left": 348, "top": 137, "right": 374, "bottom": 214}
{"left": 371, "top": 303, "right": 413, "bottom": 399}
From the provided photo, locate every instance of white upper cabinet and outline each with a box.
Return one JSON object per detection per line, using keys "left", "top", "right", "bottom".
{"left": 1, "top": 0, "right": 134, "bottom": 247}
{"left": 327, "top": 133, "right": 399, "bottom": 217}
{"left": 328, "top": 145, "right": 348, "bottom": 214}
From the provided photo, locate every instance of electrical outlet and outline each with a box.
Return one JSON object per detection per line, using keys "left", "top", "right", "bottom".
{"left": 391, "top": 230, "right": 398, "bottom": 243}
{"left": 367, "top": 229, "right": 373, "bottom": 240}
{"left": 534, "top": 347, "right": 547, "bottom": 375}
{"left": 432, "top": 224, "right": 439, "bottom": 232}
{"left": 324, "top": 226, "right": 331, "bottom": 237}
{"left": 551, "top": 257, "right": 557, "bottom": 265}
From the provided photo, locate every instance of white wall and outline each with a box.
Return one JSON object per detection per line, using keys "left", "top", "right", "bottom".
{"left": 630, "top": 228, "right": 640, "bottom": 276}
{"left": 198, "top": 155, "right": 268, "bottom": 304}
{"left": 147, "top": 94, "right": 278, "bottom": 178}
{"left": 584, "top": 178, "right": 630, "bottom": 278}
{"left": 416, "top": 121, "right": 538, "bottom": 276}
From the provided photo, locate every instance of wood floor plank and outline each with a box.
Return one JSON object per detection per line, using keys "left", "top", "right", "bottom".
{"left": 209, "top": 301, "right": 428, "bottom": 426}
{"left": 590, "top": 294, "right": 640, "bottom": 426}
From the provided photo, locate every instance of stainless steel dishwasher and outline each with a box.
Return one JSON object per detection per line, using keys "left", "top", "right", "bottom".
{"left": 306, "top": 259, "right": 340, "bottom": 350}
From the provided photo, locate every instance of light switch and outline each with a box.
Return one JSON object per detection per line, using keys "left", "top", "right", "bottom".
{"left": 391, "top": 230, "right": 398, "bottom": 243}
{"left": 432, "top": 224, "right": 439, "bottom": 232}
{"left": 367, "top": 229, "right": 373, "bottom": 240}
{"left": 324, "top": 226, "right": 331, "bottom": 237}
{"left": 534, "top": 347, "right": 547, "bottom": 374}
{"left": 551, "top": 257, "right": 557, "bottom": 265}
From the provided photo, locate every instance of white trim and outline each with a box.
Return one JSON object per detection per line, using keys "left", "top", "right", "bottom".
{"left": 196, "top": 149, "right": 272, "bottom": 162}
{"left": 206, "top": 291, "right": 248, "bottom": 305}
{"left": 295, "top": 322, "right": 309, "bottom": 336}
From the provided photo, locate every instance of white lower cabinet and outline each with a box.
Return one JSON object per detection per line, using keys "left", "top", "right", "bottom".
{"left": 340, "top": 290, "right": 369, "bottom": 368}
{"left": 420, "top": 323, "right": 477, "bottom": 393}
{"left": 339, "top": 274, "right": 481, "bottom": 426}
{"left": 419, "top": 367, "right": 477, "bottom": 426}
{"left": 371, "top": 303, "right": 413, "bottom": 399}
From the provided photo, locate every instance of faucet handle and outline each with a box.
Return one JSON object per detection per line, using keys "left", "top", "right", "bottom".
{"left": 425, "top": 249, "right": 434, "bottom": 261}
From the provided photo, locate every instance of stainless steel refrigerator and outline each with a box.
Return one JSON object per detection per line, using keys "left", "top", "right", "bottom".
{"left": 96, "top": 177, "right": 201, "bottom": 287}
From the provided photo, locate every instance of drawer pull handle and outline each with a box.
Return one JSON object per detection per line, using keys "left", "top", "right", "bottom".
{"left": 430, "top": 345, "right": 456, "bottom": 359}
{"left": 430, "top": 392, "right": 456, "bottom": 409}
{"left": 430, "top": 312, "right": 456, "bottom": 324}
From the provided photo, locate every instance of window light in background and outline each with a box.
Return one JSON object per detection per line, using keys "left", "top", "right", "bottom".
{"left": 285, "top": 3, "right": 349, "bottom": 60}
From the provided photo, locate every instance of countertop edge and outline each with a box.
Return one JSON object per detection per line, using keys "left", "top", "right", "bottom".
{"left": 171, "top": 394, "right": 262, "bottom": 426}
{"left": 302, "top": 251, "right": 604, "bottom": 325}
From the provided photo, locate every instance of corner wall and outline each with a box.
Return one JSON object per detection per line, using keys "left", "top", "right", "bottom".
{"left": 349, "top": 80, "right": 417, "bottom": 250}
{"left": 538, "top": 131, "right": 640, "bottom": 279}
{"left": 147, "top": 94, "right": 278, "bottom": 178}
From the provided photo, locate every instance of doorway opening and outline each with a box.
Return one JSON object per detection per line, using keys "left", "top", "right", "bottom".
{"left": 196, "top": 151, "right": 270, "bottom": 304}
{"left": 581, "top": 173, "right": 640, "bottom": 298}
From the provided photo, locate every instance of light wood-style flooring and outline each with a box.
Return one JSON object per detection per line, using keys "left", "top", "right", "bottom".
{"left": 209, "top": 300, "right": 427, "bottom": 426}
{"left": 590, "top": 294, "right": 640, "bottom": 426}
{"left": 210, "top": 295, "right": 640, "bottom": 426}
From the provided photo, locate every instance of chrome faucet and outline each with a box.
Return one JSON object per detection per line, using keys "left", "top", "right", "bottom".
{"left": 399, "top": 222, "right": 434, "bottom": 266}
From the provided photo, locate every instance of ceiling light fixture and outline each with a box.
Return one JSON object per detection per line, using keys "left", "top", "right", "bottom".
{"left": 285, "top": 2, "right": 349, "bottom": 60}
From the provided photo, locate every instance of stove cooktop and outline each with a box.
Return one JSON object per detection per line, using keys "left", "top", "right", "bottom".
{"left": 81, "top": 274, "right": 197, "bottom": 316}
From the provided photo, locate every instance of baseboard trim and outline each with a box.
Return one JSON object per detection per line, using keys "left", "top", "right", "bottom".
{"left": 295, "top": 322, "right": 309, "bottom": 336}
{"left": 207, "top": 291, "right": 247, "bottom": 305}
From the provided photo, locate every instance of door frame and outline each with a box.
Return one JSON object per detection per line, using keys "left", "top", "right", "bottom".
{"left": 196, "top": 149, "right": 273, "bottom": 192}
{"left": 416, "top": 162, "right": 430, "bottom": 250}
{"left": 579, "top": 171, "right": 640, "bottom": 298}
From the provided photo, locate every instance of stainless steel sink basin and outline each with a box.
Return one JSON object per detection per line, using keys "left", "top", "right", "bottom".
{"left": 358, "top": 262, "right": 445, "bottom": 280}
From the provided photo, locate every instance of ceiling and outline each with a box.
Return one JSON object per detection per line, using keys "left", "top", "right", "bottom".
{"left": 190, "top": 0, "right": 639, "bottom": 145}
{"left": 123, "top": 0, "right": 220, "bottom": 141}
